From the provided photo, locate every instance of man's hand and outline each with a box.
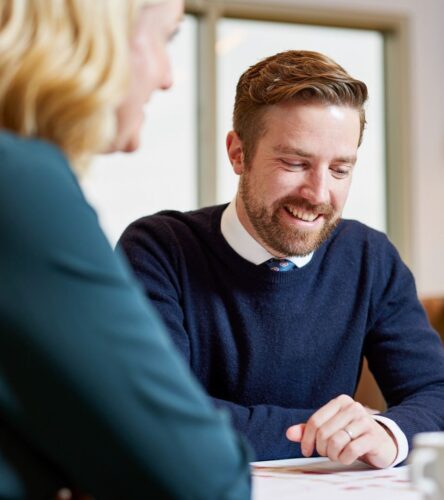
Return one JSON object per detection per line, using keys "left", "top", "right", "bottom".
{"left": 286, "top": 394, "right": 398, "bottom": 468}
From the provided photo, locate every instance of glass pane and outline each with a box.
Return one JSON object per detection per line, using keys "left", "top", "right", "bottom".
{"left": 82, "top": 15, "right": 198, "bottom": 245}
{"left": 217, "top": 19, "right": 386, "bottom": 232}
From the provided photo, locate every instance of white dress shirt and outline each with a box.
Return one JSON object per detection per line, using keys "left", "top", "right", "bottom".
{"left": 220, "top": 199, "right": 408, "bottom": 467}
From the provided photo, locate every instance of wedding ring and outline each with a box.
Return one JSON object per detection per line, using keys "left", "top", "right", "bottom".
{"left": 342, "top": 428, "right": 354, "bottom": 441}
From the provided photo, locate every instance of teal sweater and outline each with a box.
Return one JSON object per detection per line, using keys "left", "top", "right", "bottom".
{"left": 0, "top": 132, "right": 251, "bottom": 499}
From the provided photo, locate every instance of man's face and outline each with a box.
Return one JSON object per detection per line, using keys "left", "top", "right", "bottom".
{"left": 227, "top": 102, "right": 361, "bottom": 257}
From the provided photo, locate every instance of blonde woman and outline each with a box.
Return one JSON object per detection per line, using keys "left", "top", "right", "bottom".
{"left": 0, "top": 1, "right": 250, "bottom": 498}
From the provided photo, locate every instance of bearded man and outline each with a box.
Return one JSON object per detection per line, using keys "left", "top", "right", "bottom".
{"left": 119, "top": 50, "right": 444, "bottom": 468}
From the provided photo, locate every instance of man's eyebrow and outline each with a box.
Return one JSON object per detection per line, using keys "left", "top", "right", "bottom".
{"left": 334, "top": 155, "right": 357, "bottom": 165}
{"left": 273, "top": 145, "right": 356, "bottom": 164}
{"left": 273, "top": 145, "right": 313, "bottom": 157}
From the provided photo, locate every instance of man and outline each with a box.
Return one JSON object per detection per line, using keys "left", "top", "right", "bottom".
{"left": 119, "top": 50, "right": 444, "bottom": 467}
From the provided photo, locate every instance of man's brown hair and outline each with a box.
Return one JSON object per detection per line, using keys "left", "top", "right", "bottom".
{"left": 233, "top": 50, "right": 368, "bottom": 164}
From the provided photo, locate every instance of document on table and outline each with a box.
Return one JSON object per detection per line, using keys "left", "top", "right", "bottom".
{"left": 251, "top": 457, "right": 422, "bottom": 500}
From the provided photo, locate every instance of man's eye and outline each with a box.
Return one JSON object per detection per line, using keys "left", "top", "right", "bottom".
{"left": 330, "top": 167, "right": 351, "bottom": 178}
{"left": 281, "top": 160, "right": 305, "bottom": 169}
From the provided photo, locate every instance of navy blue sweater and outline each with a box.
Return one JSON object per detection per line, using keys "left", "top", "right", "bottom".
{"left": 119, "top": 204, "right": 444, "bottom": 461}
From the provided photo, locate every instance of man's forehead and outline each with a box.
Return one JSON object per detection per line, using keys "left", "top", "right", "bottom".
{"left": 259, "top": 102, "right": 361, "bottom": 147}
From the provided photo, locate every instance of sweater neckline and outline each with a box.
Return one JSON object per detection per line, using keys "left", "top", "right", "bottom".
{"left": 208, "top": 204, "right": 337, "bottom": 286}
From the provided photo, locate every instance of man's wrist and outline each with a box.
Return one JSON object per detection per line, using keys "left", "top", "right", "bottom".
{"left": 372, "top": 415, "right": 409, "bottom": 466}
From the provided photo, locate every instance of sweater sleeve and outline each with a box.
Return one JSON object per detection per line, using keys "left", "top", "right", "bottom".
{"left": 118, "top": 220, "right": 316, "bottom": 461}
{"left": 365, "top": 238, "right": 444, "bottom": 455}
{"left": 0, "top": 136, "right": 251, "bottom": 499}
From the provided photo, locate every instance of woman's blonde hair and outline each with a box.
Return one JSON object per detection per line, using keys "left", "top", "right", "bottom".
{"left": 0, "top": 0, "right": 163, "bottom": 170}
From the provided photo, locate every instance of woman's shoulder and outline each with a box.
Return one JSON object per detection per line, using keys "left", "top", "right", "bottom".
{"left": 0, "top": 131, "right": 72, "bottom": 182}
{"left": 0, "top": 132, "right": 90, "bottom": 248}
{"left": 0, "top": 131, "right": 70, "bottom": 179}
{"left": 0, "top": 131, "right": 82, "bottom": 207}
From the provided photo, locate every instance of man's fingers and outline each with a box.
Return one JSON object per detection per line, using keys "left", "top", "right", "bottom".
{"left": 286, "top": 423, "right": 305, "bottom": 442}
{"left": 287, "top": 396, "right": 398, "bottom": 468}
{"left": 325, "top": 428, "right": 355, "bottom": 461}
{"left": 338, "top": 433, "right": 372, "bottom": 465}
{"left": 365, "top": 406, "right": 379, "bottom": 415}
{"left": 324, "top": 418, "right": 369, "bottom": 461}
{"left": 314, "top": 405, "right": 367, "bottom": 457}
{"left": 301, "top": 394, "right": 355, "bottom": 457}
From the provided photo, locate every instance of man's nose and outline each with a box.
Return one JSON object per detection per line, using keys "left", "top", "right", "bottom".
{"left": 299, "top": 167, "right": 330, "bottom": 205}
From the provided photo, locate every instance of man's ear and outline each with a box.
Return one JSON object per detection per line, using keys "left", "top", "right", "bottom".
{"left": 226, "top": 131, "right": 245, "bottom": 175}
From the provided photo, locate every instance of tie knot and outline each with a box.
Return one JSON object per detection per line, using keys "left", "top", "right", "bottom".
{"left": 264, "top": 258, "right": 296, "bottom": 272}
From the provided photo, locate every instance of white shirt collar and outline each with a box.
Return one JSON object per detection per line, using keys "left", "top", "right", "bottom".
{"left": 220, "top": 198, "right": 313, "bottom": 268}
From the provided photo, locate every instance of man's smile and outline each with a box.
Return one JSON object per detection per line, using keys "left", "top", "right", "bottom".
{"left": 284, "top": 205, "right": 322, "bottom": 223}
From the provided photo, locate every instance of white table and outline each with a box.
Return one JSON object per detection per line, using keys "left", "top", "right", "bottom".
{"left": 252, "top": 457, "right": 422, "bottom": 500}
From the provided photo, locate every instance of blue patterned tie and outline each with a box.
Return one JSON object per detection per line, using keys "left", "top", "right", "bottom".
{"left": 264, "top": 258, "right": 296, "bottom": 272}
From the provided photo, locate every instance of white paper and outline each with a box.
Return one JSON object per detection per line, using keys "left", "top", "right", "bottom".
{"left": 251, "top": 457, "right": 422, "bottom": 500}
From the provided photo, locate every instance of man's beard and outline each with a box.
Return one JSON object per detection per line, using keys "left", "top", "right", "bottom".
{"left": 239, "top": 174, "right": 340, "bottom": 257}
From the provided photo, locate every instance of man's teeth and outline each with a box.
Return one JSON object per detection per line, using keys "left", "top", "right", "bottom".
{"left": 286, "top": 206, "right": 318, "bottom": 222}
